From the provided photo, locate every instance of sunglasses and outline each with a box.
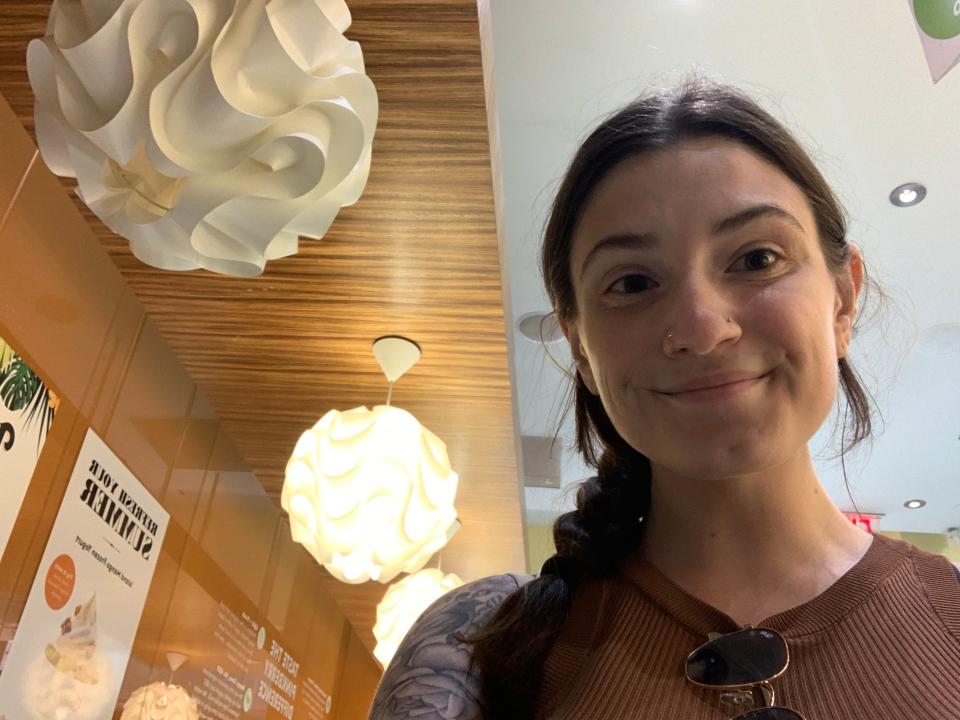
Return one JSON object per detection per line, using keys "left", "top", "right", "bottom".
{"left": 685, "top": 627, "right": 806, "bottom": 720}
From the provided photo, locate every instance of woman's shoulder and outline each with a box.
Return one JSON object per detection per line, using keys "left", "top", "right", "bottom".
{"left": 368, "top": 573, "right": 534, "bottom": 720}
{"left": 893, "top": 537, "right": 960, "bottom": 642}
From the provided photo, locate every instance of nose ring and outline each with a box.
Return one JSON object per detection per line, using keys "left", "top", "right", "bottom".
{"left": 665, "top": 318, "right": 735, "bottom": 352}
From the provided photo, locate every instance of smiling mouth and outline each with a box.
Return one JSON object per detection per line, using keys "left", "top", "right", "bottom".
{"left": 659, "top": 372, "right": 771, "bottom": 401}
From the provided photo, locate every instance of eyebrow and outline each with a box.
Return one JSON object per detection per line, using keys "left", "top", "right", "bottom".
{"left": 712, "top": 203, "right": 806, "bottom": 235}
{"left": 578, "top": 203, "right": 805, "bottom": 280}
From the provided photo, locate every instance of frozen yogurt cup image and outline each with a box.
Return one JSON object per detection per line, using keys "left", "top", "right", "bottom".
{"left": 23, "top": 651, "right": 111, "bottom": 720}
{"left": 23, "top": 594, "right": 112, "bottom": 720}
{"left": 43, "top": 594, "right": 98, "bottom": 684}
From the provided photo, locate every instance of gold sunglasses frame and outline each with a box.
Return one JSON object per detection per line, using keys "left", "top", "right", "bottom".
{"left": 684, "top": 627, "right": 807, "bottom": 720}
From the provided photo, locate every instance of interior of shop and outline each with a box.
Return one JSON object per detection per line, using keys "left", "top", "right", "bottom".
{"left": 0, "top": 1, "right": 957, "bottom": 719}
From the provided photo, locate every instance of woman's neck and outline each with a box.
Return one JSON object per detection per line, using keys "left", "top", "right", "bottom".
{"left": 637, "top": 447, "right": 873, "bottom": 627}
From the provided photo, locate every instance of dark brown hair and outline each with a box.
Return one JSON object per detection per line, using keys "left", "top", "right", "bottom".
{"left": 467, "top": 80, "right": 875, "bottom": 718}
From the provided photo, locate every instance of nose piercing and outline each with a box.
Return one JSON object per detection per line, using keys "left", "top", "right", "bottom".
{"left": 665, "top": 318, "right": 734, "bottom": 352}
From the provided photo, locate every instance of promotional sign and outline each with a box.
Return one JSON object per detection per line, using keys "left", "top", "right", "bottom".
{"left": 0, "top": 337, "right": 58, "bottom": 560}
{"left": 910, "top": 0, "right": 960, "bottom": 82}
{"left": 0, "top": 428, "right": 168, "bottom": 720}
{"left": 158, "top": 537, "right": 340, "bottom": 720}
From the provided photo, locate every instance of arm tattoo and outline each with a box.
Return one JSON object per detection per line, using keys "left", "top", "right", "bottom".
{"left": 368, "top": 574, "right": 523, "bottom": 720}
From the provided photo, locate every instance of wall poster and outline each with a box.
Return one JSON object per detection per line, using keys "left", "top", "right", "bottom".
{"left": 0, "top": 336, "right": 59, "bottom": 560}
{"left": 0, "top": 427, "right": 168, "bottom": 720}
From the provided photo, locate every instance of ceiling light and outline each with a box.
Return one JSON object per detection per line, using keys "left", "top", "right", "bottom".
{"left": 27, "top": 0, "right": 377, "bottom": 276}
{"left": 373, "top": 568, "right": 463, "bottom": 667}
{"left": 121, "top": 682, "right": 198, "bottom": 720}
{"left": 889, "top": 183, "right": 927, "bottom": 207}
{"left": 281, "top": 337, "right": 461, "bottom": 584}
{"left": 904, "top": 499, "right": 926, "bottom": 509}
{"left": 120, "top": 653, "right": 197, "bottom": 720}
{"left": 518, "top": 312, "right": 563, "bottom": 343}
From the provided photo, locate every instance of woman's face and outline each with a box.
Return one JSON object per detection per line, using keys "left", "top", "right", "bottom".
{"left": 563, "top": 138, "right": 862, "bottom": 480}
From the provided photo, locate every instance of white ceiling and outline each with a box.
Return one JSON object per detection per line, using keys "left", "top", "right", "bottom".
{"left": 488, "top": 0, "right": 960, "bottom": 533}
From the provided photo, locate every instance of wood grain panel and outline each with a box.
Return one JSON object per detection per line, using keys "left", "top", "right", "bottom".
{"left": 0, "top": 0, "right": 526, "bottom": 654}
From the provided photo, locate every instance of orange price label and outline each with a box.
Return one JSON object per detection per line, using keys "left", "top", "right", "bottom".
{"left": 44, "top": 553, "right": 76, "bottom": 610}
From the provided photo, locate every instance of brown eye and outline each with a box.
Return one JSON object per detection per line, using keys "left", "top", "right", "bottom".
{"left": 738, "top": 248, "right": 781, "bottom": 272}
{"left": 609, "top": 274, "right": 656, "bottom": 294}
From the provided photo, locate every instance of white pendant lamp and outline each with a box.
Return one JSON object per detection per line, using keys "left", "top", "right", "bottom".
{"left": 281, "top": 337, "right": 461, "bottom": 584}
{"left": 26, "top": 0, "right": 377, "bottom": 277}
{"left": 120, "top": 653, "right": 198, "bottom": 720}
{"left": 121, "top": 682, "right": 198, "bottom": 720}
{"left": 373, "top": 568, "right": 464, "bottom": 668}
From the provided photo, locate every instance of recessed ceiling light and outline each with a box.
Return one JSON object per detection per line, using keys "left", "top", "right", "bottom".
{"left": 904, "top": 499, "right": 926, "bottom": 509}
{"left": 518, "top": 312, "right": 563, "bottom": 343}
{"left": 889, "top": 182, "right": 926, "bottom": 207}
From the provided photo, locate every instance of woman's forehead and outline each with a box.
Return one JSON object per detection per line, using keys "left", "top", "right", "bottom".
{"left": 571, "top": 138, "right": 817, "bottom": 263}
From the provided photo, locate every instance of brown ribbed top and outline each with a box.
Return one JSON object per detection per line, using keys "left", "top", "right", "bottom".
{"left": 536, "top": 535, "right": 960, "bottom": 719}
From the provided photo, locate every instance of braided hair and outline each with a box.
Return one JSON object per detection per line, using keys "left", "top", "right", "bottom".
{"left": 466, "top": 79, "right": 874, "bottom": 719}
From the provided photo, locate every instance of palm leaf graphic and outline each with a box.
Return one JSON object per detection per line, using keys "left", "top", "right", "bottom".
{"left": 0, "top": 353, "right": 56, "bottom": 451}
{"left": 0, "top": 356, "right": 40, "bottom": 413}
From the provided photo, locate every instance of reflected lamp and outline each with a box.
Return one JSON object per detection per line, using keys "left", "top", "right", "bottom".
{"left": 121, "top": 682, "right": 198, "bottom": 720}
{"left": 373, "top": 568, "right": 464, "bottom": 667}
{"left": 121, "top": 653, "right": 198, "bottom": 720}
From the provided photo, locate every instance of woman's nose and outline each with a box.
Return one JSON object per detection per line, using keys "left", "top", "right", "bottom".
{"left": 661, "top": 282, "right": 741, "bottom": 356}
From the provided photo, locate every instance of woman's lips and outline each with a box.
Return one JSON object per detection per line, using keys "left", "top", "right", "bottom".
{"left": 660, "top": 372, "right": 771, "bottom": 402}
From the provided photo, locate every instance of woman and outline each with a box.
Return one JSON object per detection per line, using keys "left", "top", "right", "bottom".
{"left": 369, "top": 81, "right": 960, "bottom": 720}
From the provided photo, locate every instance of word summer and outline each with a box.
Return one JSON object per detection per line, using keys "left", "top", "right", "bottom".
{"left": 79, "top": 458, "right": 158, "bottom": 560}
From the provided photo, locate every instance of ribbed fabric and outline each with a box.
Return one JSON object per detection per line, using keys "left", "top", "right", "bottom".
{"left": 536, "top": 535, "right": 960, "bottom": 719}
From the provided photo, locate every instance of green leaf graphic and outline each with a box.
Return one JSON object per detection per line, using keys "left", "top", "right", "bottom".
{"left": 0, "top": 356, "right": 40, "bottom": 413}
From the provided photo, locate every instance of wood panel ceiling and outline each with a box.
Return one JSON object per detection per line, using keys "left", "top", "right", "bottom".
{"left": 0, "top": 0, "right": 526, "bottom": 653}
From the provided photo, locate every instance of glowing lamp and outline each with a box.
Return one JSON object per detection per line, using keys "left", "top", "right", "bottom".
{"left": 120, "top": 682, "right": 198, "bottom": 720}
{"left": 27, "top": 0, "right": 377, "bottom": 276}
{"left": 121, "top": 653, "right": 198, "bottom": 720}
{"left": 373, "top": 569, "right": 463, "bottom": 667}
{"left": 281, "top": 337, "right": 460, "bottom": 583}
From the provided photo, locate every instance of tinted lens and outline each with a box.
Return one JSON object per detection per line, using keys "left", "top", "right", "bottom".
{"left": 734, "top": 708, "right": 804, "bottom": 720}
{"left": 686, "top": 628, "right": 787, "bottom": 686}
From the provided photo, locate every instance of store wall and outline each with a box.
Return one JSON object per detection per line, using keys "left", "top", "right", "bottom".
{"left": 882, "top": 531, "right": 960, "bottom": 563}
{"left": 525, "top": 522, "right": 555, "bottom": 574}
{"left": 525, "top": 525, "right": 960, "bottom": 576}
{"left": 0, "top": 92, "right": 381, "bottom": 718}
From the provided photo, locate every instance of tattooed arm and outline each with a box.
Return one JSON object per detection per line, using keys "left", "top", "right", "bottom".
{"left": 368, "top": 573, "right": 531, "bottom": 720}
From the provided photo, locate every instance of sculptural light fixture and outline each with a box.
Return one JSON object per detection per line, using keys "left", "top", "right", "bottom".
{"left": 281, "top": 337, "right": 461, "bottom": 584}
{"left": 373, "top": 568, "right": 463, "bottom": 667}
{"left": 26, "top": 0, "right": 377, "bottom": 276}
{"left": 120, "top": 652, "right": 199, "bottom": 720}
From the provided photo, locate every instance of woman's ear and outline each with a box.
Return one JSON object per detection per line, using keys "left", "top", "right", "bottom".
{"left": 834, "top": 243, "right": 865, "bottom": 359}
{"left": 560, "top": 319, "right": 599, "bottom": 395}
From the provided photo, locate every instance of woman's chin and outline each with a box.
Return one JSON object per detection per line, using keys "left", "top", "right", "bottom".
{"left": 651, "top": 442, "right": 792, "bottom": 482}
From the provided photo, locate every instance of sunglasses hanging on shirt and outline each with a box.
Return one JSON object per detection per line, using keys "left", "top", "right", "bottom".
{"left": 686, "top": 627, "right": 805, "bottom": 720}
